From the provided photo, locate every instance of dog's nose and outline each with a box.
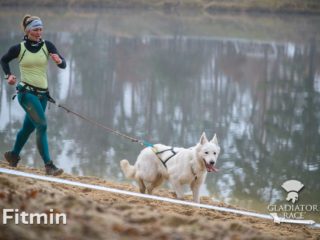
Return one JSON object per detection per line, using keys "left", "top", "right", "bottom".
{"left": 210, "top": 161, "right": 215, "bottom": 165}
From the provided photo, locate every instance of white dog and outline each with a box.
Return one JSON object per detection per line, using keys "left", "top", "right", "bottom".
{"left": 120, "top": 133, "right": 220, "bottom": 203}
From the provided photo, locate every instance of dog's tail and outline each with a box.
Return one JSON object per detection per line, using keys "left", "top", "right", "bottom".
{"left": 120, "top": 159, "right": 136, "bottom": 179}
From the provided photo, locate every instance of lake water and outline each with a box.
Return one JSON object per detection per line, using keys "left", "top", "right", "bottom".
{"left": 0, "top": 8, "right": 319, "bottom": 220}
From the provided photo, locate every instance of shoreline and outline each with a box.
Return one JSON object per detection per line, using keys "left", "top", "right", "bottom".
{"left": 1, "top": 161, "right": 320, "bottom": 239}
{"left": 0, "top": 1, "right": 320, "bottom": 15}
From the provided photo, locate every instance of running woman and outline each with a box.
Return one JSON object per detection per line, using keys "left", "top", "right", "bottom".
{"left": 1, "top": 14, "right": 66, "bottom": 175}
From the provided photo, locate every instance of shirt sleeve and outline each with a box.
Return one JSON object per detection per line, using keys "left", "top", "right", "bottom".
{"left": 0, "top": 44, "right": 21, "bottom": 76}
{"left": 45, "top": 40, "right": 67, "bottom": 69}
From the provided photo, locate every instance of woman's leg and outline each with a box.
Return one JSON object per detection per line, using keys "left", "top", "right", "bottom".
{"left": 14, "top": 92, "right": 51, "bottom": 164}
{"left": 12, "top": 113, "right": 36, "bottom": 156}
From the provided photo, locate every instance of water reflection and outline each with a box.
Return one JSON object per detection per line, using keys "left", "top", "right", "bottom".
{"left": 0, "top": 9, "right": 319, "bottom": 219}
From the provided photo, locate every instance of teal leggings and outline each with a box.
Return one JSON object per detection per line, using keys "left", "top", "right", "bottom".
{"left": 12, "top": 90, "right": 51, "bottom": 164}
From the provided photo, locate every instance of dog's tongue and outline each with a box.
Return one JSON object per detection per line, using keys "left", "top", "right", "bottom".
{"left": 206, "top": 163, "right": 219, "bottom": 173}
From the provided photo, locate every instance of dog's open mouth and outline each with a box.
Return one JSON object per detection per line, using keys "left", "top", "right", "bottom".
{"left": 204, "top": 160, "right": 219, "bottom": 173}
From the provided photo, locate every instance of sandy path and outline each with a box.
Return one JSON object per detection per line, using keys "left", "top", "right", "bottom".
{"left": 0, "top": 161, "right": 319, "bottom": 240}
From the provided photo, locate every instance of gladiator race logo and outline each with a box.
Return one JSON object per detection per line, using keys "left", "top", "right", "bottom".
{"left": 281, "top": 180, "right": 304, "bottom": 204}
{"left": 267, "top": 180, "right": 319, "bottom": 225}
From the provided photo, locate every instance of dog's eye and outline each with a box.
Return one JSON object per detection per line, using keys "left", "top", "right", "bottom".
{"left": 205, "top": 151, "right": 209, "bottom": 154}
{"left": 213, "top": 152, "right": 216, "bottom": 155}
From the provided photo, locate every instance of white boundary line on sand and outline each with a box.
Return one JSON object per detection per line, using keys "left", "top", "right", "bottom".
{"left": 0, "top": 167, "right": 319, "bottom": 228}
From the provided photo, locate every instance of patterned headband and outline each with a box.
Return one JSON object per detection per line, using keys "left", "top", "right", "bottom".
{"left": 25, "top": 19, "right": 43, "bottom": 31}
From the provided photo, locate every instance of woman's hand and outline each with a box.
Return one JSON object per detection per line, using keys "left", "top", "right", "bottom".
{"left": 7, "top": 75, "right": 17, "bottom": 85}
{"left": 50, "top": 53, "right": 62, "bottom": 65}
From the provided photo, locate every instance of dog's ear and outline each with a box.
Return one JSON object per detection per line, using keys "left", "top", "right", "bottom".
{"left": 200, "top": 132, "right": 208, "bottom": 145}
{"left": 211, "top": 134, "right": 218, "bottom": 145}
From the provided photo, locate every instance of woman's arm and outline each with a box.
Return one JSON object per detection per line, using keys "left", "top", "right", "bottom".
{"left": 1, "top": 44, "right": 21, "bottom": 76}
{"left": 45, "top": 40, "right": 66, "bottom": 69}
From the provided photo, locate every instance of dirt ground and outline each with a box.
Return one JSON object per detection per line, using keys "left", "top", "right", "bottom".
{"left": 0, "top": 161, "right": 319, "bottom": 240}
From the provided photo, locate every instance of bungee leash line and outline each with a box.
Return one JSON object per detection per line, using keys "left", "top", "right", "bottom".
{"left": 0, "top": 168, "right": 319, "bottom": 228}
{"left": 48, "top": 97, "right": 154, "bottom": 148}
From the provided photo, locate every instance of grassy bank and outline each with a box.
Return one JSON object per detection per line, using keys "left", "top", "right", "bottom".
{"left": 204, "top": 0, "right": 320, "bottom": 14}
{"left": 0, "top": 0, "right": 320, "bottom": 13}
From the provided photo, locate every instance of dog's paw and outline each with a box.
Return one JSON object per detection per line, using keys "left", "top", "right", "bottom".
{"left": 168, "top": 191, "right": 177, "bottom": 198}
